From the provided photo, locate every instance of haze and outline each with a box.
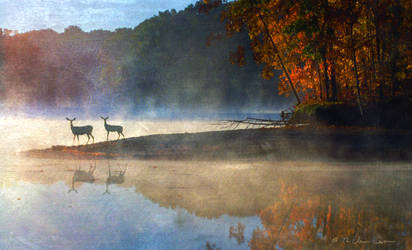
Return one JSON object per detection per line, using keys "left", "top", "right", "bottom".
{"left": 0, "top": 0, "right": 198, "bottom": 33}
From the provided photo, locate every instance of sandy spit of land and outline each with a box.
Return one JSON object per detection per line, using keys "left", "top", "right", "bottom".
{"left": 22, "top": 127, "right": 412, "bottom": 162}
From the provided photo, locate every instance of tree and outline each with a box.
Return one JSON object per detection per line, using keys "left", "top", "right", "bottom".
{"left": 221, "top": 0, "right": 411, "bottom": 105}
{"left": 98, "top": 2, "right": 291, "bottom": 111}
{"left": 249, "top": 177, "right": 412, "bottom": 249}
{"left": 64, "top": 25, "right": 84, "bottom": 34}
{"left": 0, "top": 2, "right": 292, "bottom": 111}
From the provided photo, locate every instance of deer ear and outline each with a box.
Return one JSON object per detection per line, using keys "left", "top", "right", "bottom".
{"left": 106, "top": 117, "right": 109, "bottom": 120}
{"left": 73, "top": 118, "right": 76, "bottom": 121}
{"left": 100, "top": 116, "right": 104, "bottom": 119}
{"left": 66, "top": 117, "right": 70, "bottom": 121}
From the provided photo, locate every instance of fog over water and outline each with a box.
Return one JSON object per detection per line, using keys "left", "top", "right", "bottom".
{"left": 0, "top": 106, "right": 285, "bottom": 155}
{"left": 0, "top": 117, "right": 219, "bottom": 154}
{"left": 1, "top": 158, "right": 411, "bottom": 249}
{"left": 1, "top": 112, "right": 412, "bottom": 249}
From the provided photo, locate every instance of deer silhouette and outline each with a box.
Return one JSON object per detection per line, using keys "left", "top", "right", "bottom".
{"left": 66, "top": 117, "right": 94, "bottom": 145}
{"left": 100, "top": 116, "right": 125, "bottom": 141}
{"left": 68, "top": 163, "right": 96, "bottom": 193}
{"left": 103, "top": 162, "right": 127, "bottom": 195}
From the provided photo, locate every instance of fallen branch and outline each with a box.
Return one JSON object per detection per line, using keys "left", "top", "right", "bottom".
{"left": 217, "top": 117, "right": 291, "bottom": 129}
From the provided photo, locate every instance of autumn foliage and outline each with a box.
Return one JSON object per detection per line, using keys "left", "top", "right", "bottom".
{"left": 210, "top": 0, "right": 411, "bottom": 105}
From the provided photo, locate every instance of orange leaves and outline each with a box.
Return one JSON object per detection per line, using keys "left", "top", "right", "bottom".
{"left": 223, "top": 0, "right": 411, "bottom": 103}
{"left": 261, "top": 65, "right": 275, "bottom": 80}
{"left": 229, "top": 45, "right": 245, "bottom": 66}
{"left": 297, "top": 32, "right": 305, "bottom": 41}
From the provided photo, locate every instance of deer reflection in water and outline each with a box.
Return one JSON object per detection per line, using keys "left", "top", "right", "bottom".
{"left": 229, "top": 222, "right": 245, "bottom": 245}
{"left": 103, "top": 162, "right": 127, "bottom": 195}
{"left": 68, "top": 162, "right": 96, "bottom": 193}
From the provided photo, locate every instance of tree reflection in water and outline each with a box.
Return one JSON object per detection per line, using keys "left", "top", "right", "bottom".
{"left": 248, "top": 176, "right": 412, "bottom": 249}
{"left": 205, "top": 241, "right": 221, "bottom": 250}
{"left": 229, "top": 222, "right": 246, "bottom": 245}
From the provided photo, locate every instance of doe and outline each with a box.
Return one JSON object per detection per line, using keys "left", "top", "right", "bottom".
{"left": 66, "top": 117, "right": 94, "bottom": 145}
{"left": 100, "top": 116, "right": 125, "bottom": 141}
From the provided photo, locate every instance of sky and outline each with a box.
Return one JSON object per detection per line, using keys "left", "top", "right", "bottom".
{"left": 0, "top": 0, "right": 198, "bottom": 33}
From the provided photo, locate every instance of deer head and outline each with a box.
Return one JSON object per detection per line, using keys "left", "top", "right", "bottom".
{"left": 66, "top": 117, "right": 76, "bottom": 126}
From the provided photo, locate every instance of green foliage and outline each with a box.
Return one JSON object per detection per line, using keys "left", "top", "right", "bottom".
{"left": 98, "top": 1, "right": 290, "bottom": 109}
{"left": 0, "top": 1, "right": 292, "bottom": 110}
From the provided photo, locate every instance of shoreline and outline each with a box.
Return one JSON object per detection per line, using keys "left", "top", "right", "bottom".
{"left": 22, "top": 127, "right": 412, "bottom": 162}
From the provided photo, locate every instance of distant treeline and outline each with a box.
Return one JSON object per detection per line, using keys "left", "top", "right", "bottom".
{"left": 0, "top": 1, "right": 291, "bottom": 112}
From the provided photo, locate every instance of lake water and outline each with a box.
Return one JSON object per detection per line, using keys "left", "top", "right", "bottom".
{"left": 1, "top": 118, "right": 411, "bottom": 249}
{"left": 1, "top": 157, "right": 411, "bottom": 249}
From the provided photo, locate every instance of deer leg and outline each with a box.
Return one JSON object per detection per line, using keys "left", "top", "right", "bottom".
{"left": 117, "top": 132, "right": 121, "bottom": 140}
{"left": 77, "top": 135, "right": 80, "bottom": 145}
{"left": 107, "top": 131, "right": 109, "bottom": 141}
{"left": 68, "top": 176, "right": 77, "bottom": 193}
{"left": 90, "top": 133, "right": 94, "bottom": 144}
{"left": 120, "top": 132, "right": 125, "bottom": 139}
{"left": 86, "top": 134, "right": 90, "bottom": 144}
{"left": 73, "top": 135, "right": 76, "bottom": 145}
{"left": 103, "top": 183, "right": 110, "bottom": 195}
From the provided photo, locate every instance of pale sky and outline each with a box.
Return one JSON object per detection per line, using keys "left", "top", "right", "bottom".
{"left": 0, "top": 0, "right": 198, "bottom": 33}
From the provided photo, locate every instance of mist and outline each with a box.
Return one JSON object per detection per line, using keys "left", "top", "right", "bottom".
{"left": 0, "top": 116, "right": 237, "bottom": 155}
{"left": 0, "top": 1, "right": 295, "bottom": 155}
{"left": 0, "top": 2, "right": 293, "bottom": 117}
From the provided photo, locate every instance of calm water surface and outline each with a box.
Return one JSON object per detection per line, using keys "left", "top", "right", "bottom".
{"left": 0, "top": 116, "right": 411, "bottom": 249}
{"left": 1, "top": 157, "right": 411, "bottom": 249}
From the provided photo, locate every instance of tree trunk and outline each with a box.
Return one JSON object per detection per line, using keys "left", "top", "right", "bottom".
{"left": 330, "top": 63, "right": 338, "bottom": 101}
{"left": 321, "top": 48, "right": 330, "bottom": 101}
{"left": 369, "top": 24, "right": 376, "bottom": 100}
{"left": 316, "top": 62, "right": 324, "bottom": 101}
{"left": 390, "top": 0, "right": 402, "bottom": 96}
{"left": 351, "top": 23, "right": 364, "bottom": 118}
{"left": 373, "top": 0, "right": 384, "bottom": 99}
{"left": 256, "top": 10, "right": 301, "bottom": 104}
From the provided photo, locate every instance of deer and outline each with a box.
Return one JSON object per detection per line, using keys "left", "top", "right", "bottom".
{"left": 103, "top": 162, "right": 127, "bottom": 195}
{"left": 66, "top": 117, "right": 94, "bottom": 145}
{"left": 68, "top": 163, "right": 96, "bottom": 193}
{"left": 100, "top": 116, "right": 125, "bottom": 141}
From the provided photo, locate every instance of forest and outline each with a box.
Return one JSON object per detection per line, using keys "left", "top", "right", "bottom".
{"left": 0, "top": 1, "right": 292, "bottom": 116}
{"left": 208, "top": 0, "right": 411, "bottom": 127}
{"left": 0, "top": 0, "right": 410, "bottom": 125}
{"left": 217, "top": 0, "right": 411, "bottom": 103}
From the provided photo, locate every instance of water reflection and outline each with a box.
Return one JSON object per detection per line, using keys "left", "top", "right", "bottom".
{"left": 0, "top": 158, "right": 411, "bottom": 249}
{"left": 249, "top": 174, "right": 412, "bottom": 249}
{"left": 229, "top": 222, "right": 246, "bottom": 245}
{"left": 68, "top": 162, "right": 96, "bottom": 193}
{"left": 206, "top": 241, "right": 222, "bottom": 250}
{"left": 103, "top": 161, "right": 127, "bottom": 195}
